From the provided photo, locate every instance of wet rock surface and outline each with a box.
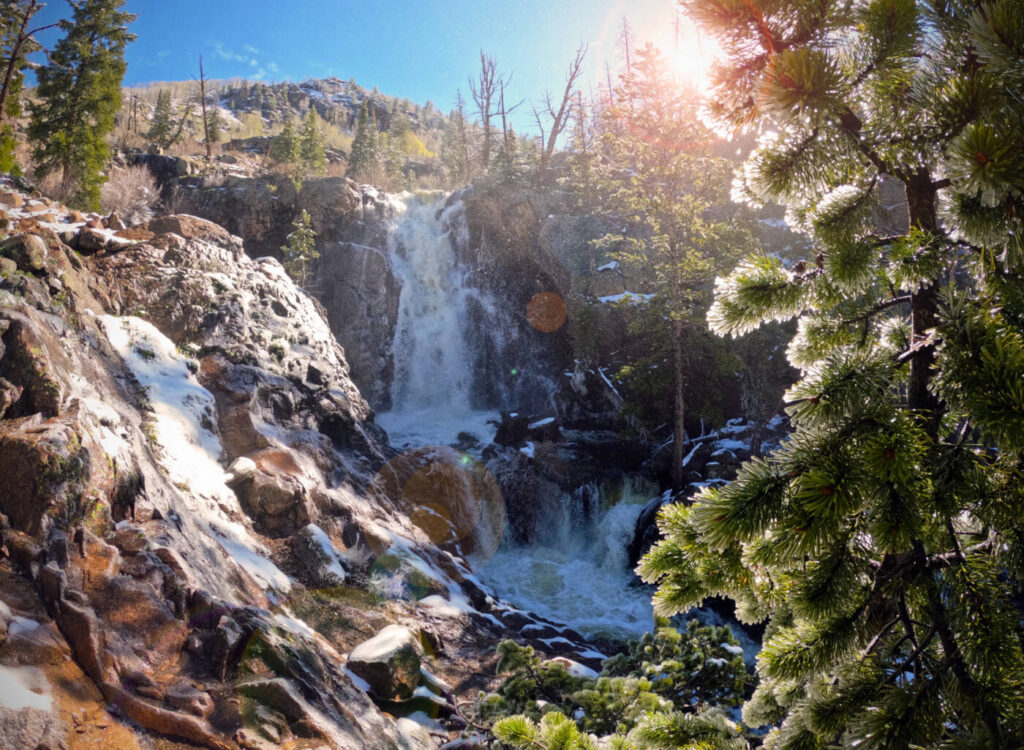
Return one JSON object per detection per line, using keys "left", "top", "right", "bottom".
{"left": 0, "top": 178, "right": 622, "bottom": 749}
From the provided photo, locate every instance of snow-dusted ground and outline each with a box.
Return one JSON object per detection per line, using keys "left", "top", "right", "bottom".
{"left": 0, "top": 665, "right": 52, "bottom": 711}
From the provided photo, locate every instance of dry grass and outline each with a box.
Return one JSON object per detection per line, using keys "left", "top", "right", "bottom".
{"left": 100, "top": 164, "right": 159, "bottom": 224}
{"left": 34, "top": 170, "right": 80, "bottom": 206}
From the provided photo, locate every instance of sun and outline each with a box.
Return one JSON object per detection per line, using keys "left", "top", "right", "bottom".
{"left": 668, "top": 16, "right": 717, "bottom": 89}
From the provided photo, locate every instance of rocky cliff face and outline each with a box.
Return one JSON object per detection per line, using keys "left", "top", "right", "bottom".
{"left": 164, "top": 176, "right": 580, "bottom": 414}
{"left": 165, "top": 174, "right": 403, "bottom": 408}
{"left": 0, "top": 180, "right": 604, "bottom": 750}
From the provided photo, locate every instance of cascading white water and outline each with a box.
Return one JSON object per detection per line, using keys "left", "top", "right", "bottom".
{"left": 376, "top": 193, "right": 500, "bottom": 448}
{"left": 374, "top": 191, "right": 672, "bottom": 644}
{"left": 477, "top": 477, "right": 659, "bottom": 640}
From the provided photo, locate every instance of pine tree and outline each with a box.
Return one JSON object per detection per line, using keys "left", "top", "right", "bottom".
{"left": 592, "top": 44, "right": 750, "bottom": 490}
{"left": 269, "top": 115, "right": 299, "bottom": 165}
{"left": 385, "top": 111, "right": 411, "bottom": 186}
{"left": 440, "top": 98, "right": 470, "bottom": 186}
{"left": 640, "top": 1, "right": 1024, "bottom": 747}
{"left": 299, "top": 109, "right": 326, "bottom": 175}
{"left": 481, "top": 624, "right": 751, "bottom": 750}
{"left": 0, "top": 74, "right": 23, "bottom": 175}
{"left": 0, "top": 0, "right": 52, "bottom": 176}
{"left": 207, "top": 106, "right": 223, "bottom": 144}
{"left": 346, "top": 99, "right": 378, "bottom": 181}
{"left": 27, "top": 0, "right": 135, "bottom": 209}
{"left": 280, "top": 209, "right": 318, "bottom": 287}
{"left": 146, "top": 90, "right": 174, "bottom": 147}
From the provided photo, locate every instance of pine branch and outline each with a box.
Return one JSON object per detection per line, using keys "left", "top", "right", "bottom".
{"left": 885, "top": 626, "right": 937, "bottom": 685}
{"left": 837, "top": 107, "right": 910, "bottom": 183}
{"left": 918, "top": 540, "right": 1003, "bottom": 738}
{"left": 840, "top": 295, "right": 911, "bottom": 326}
{"left": 861, "top": 616, "right": 900, "bottom": 657}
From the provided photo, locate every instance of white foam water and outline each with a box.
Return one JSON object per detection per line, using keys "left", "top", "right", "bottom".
{"left": 376, "top": 193, "right": 498, "bottom": 449}
{"left": 478, "top": 501, "right": 656, "bottom": 640}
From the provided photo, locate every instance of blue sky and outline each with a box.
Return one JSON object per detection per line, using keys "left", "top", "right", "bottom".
{"left": 30, "top": 1, "right": 700, "bottom": 129}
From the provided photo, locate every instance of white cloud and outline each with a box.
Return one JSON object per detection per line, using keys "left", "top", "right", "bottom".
{"left": 207, "top": 40, "right": 278, "bottom": 80}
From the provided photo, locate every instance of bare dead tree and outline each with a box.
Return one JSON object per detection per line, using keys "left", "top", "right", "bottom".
{"left": 498, "top": 78, "right": 523, "bottom": 149}
{"left": 534, "top": 43, "right": 587, "bottom": 177}
{"left": 197, "top": 55, "right": 211, "bottom": 159}
{"left": 468, "top": 50, "right": 499, "bottom": 168}
{"left": 617, "top": 17, "right": 634, "bottom": 76}
{"left": 454, "top": 88, "right": 472, "bottom": 176}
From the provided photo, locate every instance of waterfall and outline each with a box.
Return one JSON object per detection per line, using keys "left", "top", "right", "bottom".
{"left": 376, "top": 192, "right": 499, "bottom": 448}
{"left": 373, "top": 192, "right": 670, "bottom": 642}
{"left": 478, "top": 477, "right": 660, "bottom": 640}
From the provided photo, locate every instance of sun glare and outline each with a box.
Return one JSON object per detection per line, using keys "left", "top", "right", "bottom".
{"left": 669, "top": 17, "right": 718, "bottom": 89}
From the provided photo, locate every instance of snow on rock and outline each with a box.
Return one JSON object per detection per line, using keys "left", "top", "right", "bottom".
{"left": 295, "top": 523, "right": 348, "bottom": 585}
{"left": 7, "top": 616, "right": 40, "bottom": 637}
{"left": 98, "top": 314, "right": 291, "bottom": 595}
{"left": 597, "top": 291, "right": 655, "bottom": 304}
{"left": 0, "top": 665, "right": 52, "bottom": 711}
{"left": 547, "top": 657, "right": 599, "bottom": 679}
{"left": 347, "top": 625, "right": 421, "bottom": 700}
{"left": 713, "top": 438, "right": 751, "bottom": 453}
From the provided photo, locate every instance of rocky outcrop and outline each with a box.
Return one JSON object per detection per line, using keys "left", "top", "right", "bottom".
{"left": 159, "top": 174, "right": 405, "bottom": 408}
{"left": 0, "top": 178, "right": 611, "bottom": 749}
{"left": 317, "top": 240, "right": 400, "bottom": 408}
{"left": 347, "top": 625, "right": 422, "bottom": 700}
{"left": 554, "top": 367, "right": 625, "bottom": 431}
{"left": 627, "top": 416, "right": 791, "bottom": 567}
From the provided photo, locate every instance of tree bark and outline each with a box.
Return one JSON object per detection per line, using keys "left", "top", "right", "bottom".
{"left": 470, "top": 51, "right": 497, "bottom": 169}
{"left": 538, "top": 45, "right": 586, "bottom": 177}
{"left": 0, "top": 0, "right": 40, "bottom": 127}
{"left": 904, "top": 167, "right": 942, "bottom": 436}
{"left": 671, "top": 255, "right": 687, "bottom": 492}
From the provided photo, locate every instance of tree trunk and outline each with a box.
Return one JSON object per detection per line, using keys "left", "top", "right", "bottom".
{"left": 904, "top": 167, "right": 941, "bottom": 436}
{"left": 199, "top": 56, "right": 211, "bottom": 160}
{"left": 672, "top": 316, "right": 686, "bottom": 492}
{"left": 0, "top": 2, "right": 37, "bottom": 127}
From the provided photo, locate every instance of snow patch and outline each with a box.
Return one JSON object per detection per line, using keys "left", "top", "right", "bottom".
{"left": 7, "top": 616, "right": 40, "bottom": 637}
{"left": 302, "top": 524, "right": 347, "bottom": 583}
{"left": 0, "top": 665, "right": 51, "bottom": 711}
{"left": 597, "top": 291, "right": 655, "bottom": 304}
{"left": 98, "top": 315, "right": 291, "bottom": 595}
{"left": 349, "top": 625, "right": 414, "bottom": 662}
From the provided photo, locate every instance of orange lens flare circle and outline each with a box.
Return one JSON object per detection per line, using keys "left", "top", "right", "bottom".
{"left": 526, "top": 292, "right": 567, "bottom": 333}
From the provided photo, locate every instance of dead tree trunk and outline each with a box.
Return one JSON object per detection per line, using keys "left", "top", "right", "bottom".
{"left": 198, "top": 55, "right": 211, "bottom": 160}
